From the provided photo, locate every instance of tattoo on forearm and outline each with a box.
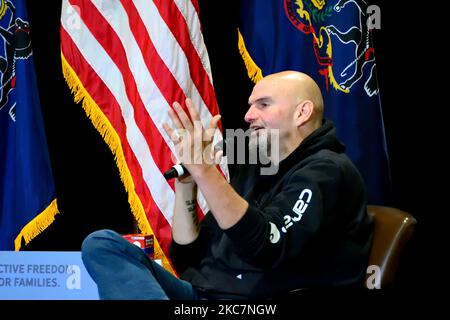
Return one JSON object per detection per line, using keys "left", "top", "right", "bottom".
{"left": 185, "top": 200, "right": 199, "bottom": 230}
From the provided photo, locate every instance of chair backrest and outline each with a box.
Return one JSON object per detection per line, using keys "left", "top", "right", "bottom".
{"left": 365, "top": 205, "right": 417, "bottom": 288}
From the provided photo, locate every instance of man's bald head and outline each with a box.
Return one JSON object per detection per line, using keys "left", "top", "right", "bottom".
{"left": 257, "top": 71, "right": 324, "bottom": 125}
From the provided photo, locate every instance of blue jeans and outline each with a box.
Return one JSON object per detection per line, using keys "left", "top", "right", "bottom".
{"left": 81, "top": 229, "right": 201, "bottom": 300}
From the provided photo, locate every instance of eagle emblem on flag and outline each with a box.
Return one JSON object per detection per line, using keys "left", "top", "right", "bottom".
{"left": 0, "top": 0, "right": 32, "bottom": 118}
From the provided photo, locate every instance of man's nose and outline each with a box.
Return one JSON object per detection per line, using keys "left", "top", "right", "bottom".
{"left": 244, "top": 106, "right": 257, "bottom": 123}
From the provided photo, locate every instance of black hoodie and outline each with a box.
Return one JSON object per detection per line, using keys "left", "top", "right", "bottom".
{"left": 170, "top": 120, "right": 373, "bottom": 299}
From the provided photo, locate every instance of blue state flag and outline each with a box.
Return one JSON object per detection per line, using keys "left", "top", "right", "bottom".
{"left": 0, "top": 0, "right": 58, "bottom": 250}
{"left": 238, "top": 0, "right": 390, "bottom": 204}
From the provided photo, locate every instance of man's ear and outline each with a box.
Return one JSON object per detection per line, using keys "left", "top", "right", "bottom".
{"left": 294, "top": 100, "right": 314, "bottom": 127}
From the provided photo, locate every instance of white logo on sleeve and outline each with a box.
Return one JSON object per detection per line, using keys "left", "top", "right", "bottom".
{"left": 269, "top": 222, "right": 281, "bottom": 244}
{"left": 282, "top": 188, "right": 313, "bottom": 233}
{"left": 292, "top": 189, "right": 312, "bottom": 218}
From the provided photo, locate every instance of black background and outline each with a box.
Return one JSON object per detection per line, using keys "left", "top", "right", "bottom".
{"left": 24, "top": 0, "right": 436, "bottom": 290}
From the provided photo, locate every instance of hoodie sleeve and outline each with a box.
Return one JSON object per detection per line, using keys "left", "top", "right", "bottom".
{"left": 223, "top": 158, "right": 342, "bottom": 269}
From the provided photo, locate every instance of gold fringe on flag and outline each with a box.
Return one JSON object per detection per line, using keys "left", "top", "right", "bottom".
{"left": 60, "top": 52, "right": 175, "bottom": 275}
{"left": 14, "top": 199, "right": 59, "bottom": 251}
{"left": 238, "top": 29, "right": 263, "bottom": 83}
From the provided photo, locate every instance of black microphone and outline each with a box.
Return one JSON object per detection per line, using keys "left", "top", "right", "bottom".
{"left": 163, "top": 163, "right": 188, "bottom": 180}
{"left": 163, "top": 138, "right": 229, "bottom": 180}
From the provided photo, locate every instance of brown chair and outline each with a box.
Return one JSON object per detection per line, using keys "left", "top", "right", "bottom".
{"left": 365, "top": 205, "right": 417, "bottom": 288}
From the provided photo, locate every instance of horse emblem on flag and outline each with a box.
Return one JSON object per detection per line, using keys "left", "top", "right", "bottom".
{"left": 284, "top": 0, "right": 378, "bottom": 96}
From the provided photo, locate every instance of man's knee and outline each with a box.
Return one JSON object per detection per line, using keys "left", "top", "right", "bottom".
{"left": 81, "top": 229, "right": 123, "bottom": 261}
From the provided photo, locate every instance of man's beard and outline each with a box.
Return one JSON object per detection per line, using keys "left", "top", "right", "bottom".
{"left": 248, "top": 129, "right": 272, "bottom": 165}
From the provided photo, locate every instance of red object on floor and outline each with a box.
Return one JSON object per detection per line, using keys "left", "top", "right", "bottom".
{"left": 122, "top": 234, "right": 154, "bottom": 259}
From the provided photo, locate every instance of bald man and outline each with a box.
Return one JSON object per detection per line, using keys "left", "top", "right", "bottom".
{"left": 82, "top": 71, "right": 373, "bottom": 299}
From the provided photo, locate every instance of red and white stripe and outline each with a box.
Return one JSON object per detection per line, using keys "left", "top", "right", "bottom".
{"left": 60, "top": 0, "right": 228, "bottom": 256}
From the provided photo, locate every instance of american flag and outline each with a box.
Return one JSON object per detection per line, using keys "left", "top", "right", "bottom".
{"left": 60, "top": 0, "right": 228, "bottom": 273}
